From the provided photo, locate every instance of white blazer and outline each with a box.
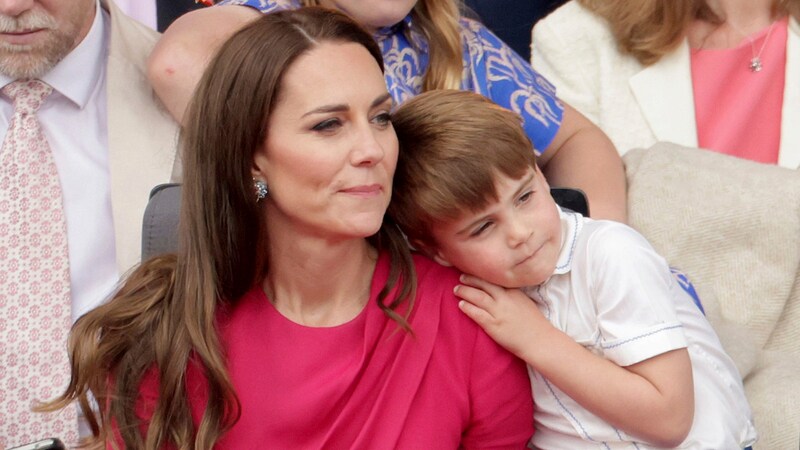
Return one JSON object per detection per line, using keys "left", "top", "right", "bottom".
{"left": 532, "top": 0, "right": 800, "bottom": 169}
{"left": 104, "top": 0, "right": 180, "bottom": 272}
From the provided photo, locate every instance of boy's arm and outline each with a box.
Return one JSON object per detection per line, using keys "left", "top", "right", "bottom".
{"left": 455, "top": 276, "right": 694, "bottom": 447}
{"left": 147, "top": 5, "right": 262, "bottom": 123}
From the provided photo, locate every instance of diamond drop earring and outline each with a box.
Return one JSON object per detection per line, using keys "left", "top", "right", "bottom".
{"left": 254, "top": 178, "right": 269, "bottom": 202}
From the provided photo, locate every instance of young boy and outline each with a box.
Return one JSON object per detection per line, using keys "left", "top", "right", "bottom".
{"left": 388, "top": 90, "right": 757, "bottom": 449}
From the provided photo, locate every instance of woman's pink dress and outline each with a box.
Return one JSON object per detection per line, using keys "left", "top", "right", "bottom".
{"left": 135, "top": 253, "right": 533, "bottom": 448}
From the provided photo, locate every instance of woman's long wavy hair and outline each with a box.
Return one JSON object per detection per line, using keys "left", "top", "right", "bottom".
{"left": 579, "top": 0, "right": 800, "bottom": 66}
{"left": 302, "top": 0, "right": 464, "bottom": 90}
{"left": 42, "top": 7, "right": 416, "bottom": 449}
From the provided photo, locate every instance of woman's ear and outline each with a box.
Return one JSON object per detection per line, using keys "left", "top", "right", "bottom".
{"left": 252, "top": 145, "right": 268, "bottom": 179}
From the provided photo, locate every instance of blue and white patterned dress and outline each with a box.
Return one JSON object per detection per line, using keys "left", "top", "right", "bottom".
{"left": 217, "top": 0, "right": 564, "bottom": 154}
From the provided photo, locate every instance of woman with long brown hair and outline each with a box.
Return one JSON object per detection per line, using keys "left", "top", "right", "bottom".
{"left": 44, "top": 8, "right": 532, "bottom": 448}
{"left": 145, "top": 0, "right": 629, "bottom": 223}
{"left": 533, "top": 0, "right": 800, "bottom": 168}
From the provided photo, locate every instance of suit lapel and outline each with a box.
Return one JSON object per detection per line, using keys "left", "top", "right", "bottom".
{"left": 104, "top": 0, "right": 180, "bottom": 271}
{"left": 779, "top": 18, "right": 800, "bottom": 169}
{"left": 629, "top": 41, "right": 698, "bottom": 148}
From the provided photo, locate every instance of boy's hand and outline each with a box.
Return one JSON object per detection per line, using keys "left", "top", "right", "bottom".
{"left": 455, "top": 274, "right": 549, "bottom": 360}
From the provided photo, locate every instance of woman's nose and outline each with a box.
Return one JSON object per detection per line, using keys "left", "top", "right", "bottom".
{"left": 351, "top": 126, "right": 386, "bottom": 167}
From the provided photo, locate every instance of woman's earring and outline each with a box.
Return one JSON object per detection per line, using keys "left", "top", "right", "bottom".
{"left": 254, "top": 178, "right": 269, "bottom": 202}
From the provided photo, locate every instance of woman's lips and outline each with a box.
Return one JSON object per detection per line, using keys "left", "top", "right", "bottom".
{"left": 341, "top": 184, "right": 382, "bottom": 197}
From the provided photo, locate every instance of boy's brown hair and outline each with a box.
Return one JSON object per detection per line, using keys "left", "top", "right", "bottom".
{"left": 389, "top": 90, "right": 538, "bottom": 249}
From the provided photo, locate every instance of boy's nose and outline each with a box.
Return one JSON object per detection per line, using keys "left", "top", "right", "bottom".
{"left": 507, "top": 218, "right": 533, "bottom": 247}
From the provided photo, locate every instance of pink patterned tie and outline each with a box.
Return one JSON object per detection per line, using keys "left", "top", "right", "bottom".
{"left": 0, "top": 80, "right": 78, "bottom": 446}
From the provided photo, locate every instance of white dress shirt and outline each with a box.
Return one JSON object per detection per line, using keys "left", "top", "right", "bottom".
{"left": 0, "top": 1, "right": 119, "bottom": 322}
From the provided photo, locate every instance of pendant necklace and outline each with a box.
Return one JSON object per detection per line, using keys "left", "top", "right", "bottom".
{"left": 728, "top": 20, "right": 778, "bottom": 73}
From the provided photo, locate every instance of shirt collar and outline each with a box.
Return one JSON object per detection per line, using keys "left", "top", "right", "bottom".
{"left": 373, "top": 13, "right": 428, "bottom": 54}
{"left": 552, "top": 206, "right": 584, "bottom": 275}
{"left": 0, "top": 0, "right": 107, "bottom": 108}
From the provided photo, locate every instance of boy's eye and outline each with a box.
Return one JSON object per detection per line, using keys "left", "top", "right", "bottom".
{"left": 517, "top": 190, "right": 534, "bottom": 204}
{"left": 312, "top": 118, "right": 342, "bottom": 132}
{"left": 470, "top": 221, "right": 493, "bottom": 237}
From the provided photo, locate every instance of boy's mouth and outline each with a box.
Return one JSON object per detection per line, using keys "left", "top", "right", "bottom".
{"left": 515, "top": 243, "right": 542, "bottom": 267}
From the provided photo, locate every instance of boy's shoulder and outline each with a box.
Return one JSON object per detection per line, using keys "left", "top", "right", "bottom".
{"left": 561, "top": 212, "right": 665, "bottom": 278}
{"left": 577, "top": 215, "right": 653, "bottom": 256}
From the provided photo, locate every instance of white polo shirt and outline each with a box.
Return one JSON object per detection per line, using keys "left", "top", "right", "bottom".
{"left": 523, "top": 208, "right": 757, "bottom": 449}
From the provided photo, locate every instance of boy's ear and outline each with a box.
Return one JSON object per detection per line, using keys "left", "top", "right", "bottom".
{"left": 410, "top": 238, "right": 454, "bottom": 267}
{"left": 432, "top": 252, "right": 454, "bottom": 267}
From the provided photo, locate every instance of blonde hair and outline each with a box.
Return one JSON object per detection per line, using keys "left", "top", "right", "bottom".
{"left": 42, "top": 9, "right": 416, "bottom": 449}
{"left": 303, "top": 0, "right": 464, "bottom": 90}
{"left": 389, "top": 90, "right": 536, "bottom": 249}
{"left": 412, "top": 0, "right": 463, "bottom": 90}
{"left": 579, "top": 0, "right": 800, "bottom": 65}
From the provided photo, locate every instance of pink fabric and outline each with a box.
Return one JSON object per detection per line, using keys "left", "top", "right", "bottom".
{"left": 135, "top": 253, "right": 533, "bottom": 448}
{"left": 691, "top": 17, "right": 788, "bottom": 164}
{"left": 0, "top": 80, "right": 78, "bottom": 446}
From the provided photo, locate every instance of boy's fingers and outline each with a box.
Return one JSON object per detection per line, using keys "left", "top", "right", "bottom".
{"left": 458, "top": 300, "right": 494, "bottom": 327}
{"left": 454, "top": 284, "right": 495, "bottom": 310}
{"left": 459, "top": 273, "right": 485, "bottom": 288}
{"left": 459, "top": 274, "right": 503, "bottom": 296}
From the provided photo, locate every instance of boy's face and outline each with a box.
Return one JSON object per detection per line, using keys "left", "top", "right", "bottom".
{"left": 428, "top": 165, "right": 562, "bottom": 288}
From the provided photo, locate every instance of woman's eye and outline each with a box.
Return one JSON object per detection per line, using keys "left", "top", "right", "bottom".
{"left": 373, "top": 112, "right": 392, "bottom": 127}
{"left": 312, "top": 118, "right": 341, "bottom": 132}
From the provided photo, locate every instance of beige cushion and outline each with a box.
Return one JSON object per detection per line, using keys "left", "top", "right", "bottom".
{"left": 624, "top": 142, "right": 800, "bottom": 449}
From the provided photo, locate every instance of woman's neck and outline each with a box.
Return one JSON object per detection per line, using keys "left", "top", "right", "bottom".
{"left": 263, "top": 236, "right": 379, "bottom": 327}
{"left": 690, "top": 0, "right": 779, "bottom": 49}
{"left": 710, "top": 0, "right": 775, "bottom": 29}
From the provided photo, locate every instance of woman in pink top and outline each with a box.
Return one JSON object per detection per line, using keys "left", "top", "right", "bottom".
{"left": 43, "top": 8, "right": 532, "bottom": 448}
{"left": 532, "top": 0, "right": 800, "bottom": 168}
